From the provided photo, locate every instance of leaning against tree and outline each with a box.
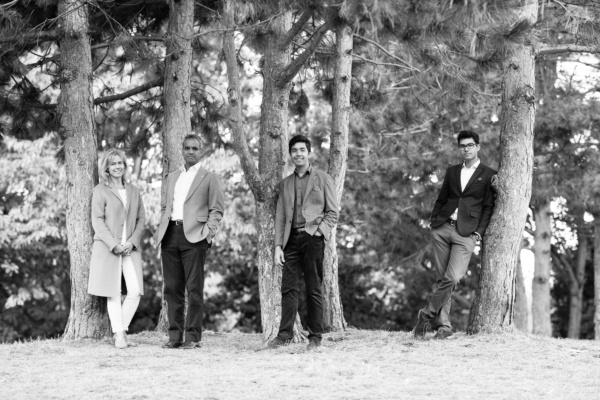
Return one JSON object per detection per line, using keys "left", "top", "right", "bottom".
{"left": 88, "top": 149, "right": 146, "bottom": 349}
{"left": 414, "top": 130, "right": 496, "bottom": 340}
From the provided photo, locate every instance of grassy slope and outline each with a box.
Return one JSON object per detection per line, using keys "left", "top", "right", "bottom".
{"left": 2, "top": 329, "right": 599, "bottom": 399}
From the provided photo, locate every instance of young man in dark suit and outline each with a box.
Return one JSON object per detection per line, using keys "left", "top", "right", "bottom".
{"left": 154, "top": 134, "right": 225, "bottom": 349}
{"left": 414, "top": 130, "right": 496, "bottom": 340}
{"left": 268, "top": 135, "right": 339, "bottom": 350}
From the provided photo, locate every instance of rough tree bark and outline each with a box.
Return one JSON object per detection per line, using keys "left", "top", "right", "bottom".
{"left": 60, "top": 0, "right": 109, "bottom": 339}
{"left": 322, "top": 22, "right": 352, "bottom": 332}
{"left": 467, "top": 1, "right": 537, "bottom": 334}
{"left": 156, "top": 0, "right": 193, "bottom": 332}
{"left": 532, "top": 201, "right": 552, "bottom": 336}
{"left": 223, "top": 2, "right": 331, "bottom": 341}
{"left": 594, "top": 217, "right": 600, "bottom": 340}
{"left": 567, "top": 230, "right": 587, "bottom": 339}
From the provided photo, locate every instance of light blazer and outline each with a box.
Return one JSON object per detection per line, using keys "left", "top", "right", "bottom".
{"left": 154, "top": 165, "right": 224, "bottom": 247}
{"left": 88, "top": 182, "right": 145, "bottom": 297}
{"left": 275, "top": 167, "right": 339, "bottom": 249}
{"left": 430, "top": 162, "right": 496, "bottom": 238}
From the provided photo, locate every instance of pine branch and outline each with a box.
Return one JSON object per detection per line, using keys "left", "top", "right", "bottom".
{"left": 279, "top": 5, "right": 316, "bottom": 50}
{"left": 276, "top": 20, "right": 332, "bottom": 87}
{"left": 0, "top": 31, "right": 58, "bottom": 45}
{"left": 352, "top": 54, "right": 417, "bottom": 71}
{"left": 222, "top": 1, "right": 262, "bottom": 196}
{"left": 21, "top": 78, "right": 163, "bottom": 110}
{"left": 94, "top": 77, "right": 163, "bottom": 105}
{"left": 354, "top": 34, "right": 420, "bottom": 72}
{"left": 536, "top": 44, "right": 600, "bottom": 56}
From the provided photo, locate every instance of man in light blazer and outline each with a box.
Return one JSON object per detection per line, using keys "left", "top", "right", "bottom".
{"left": 268, "top": 135, "right": 339, "bottom": 350}
{"left": 154, "top": 134, "right": 224, "bottom": 349}
{"left": 414, "top": 130, "right": 496, "bottom": 340}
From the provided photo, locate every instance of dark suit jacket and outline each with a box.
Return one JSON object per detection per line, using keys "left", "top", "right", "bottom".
{"left": 430, "top": 162, "right": 496, "bottom": 237}
{"left": 154, "top": 166, "right": 224, "bottom": 247}
{"left": 275, "top": 167, "right": 339, "bottom": 249}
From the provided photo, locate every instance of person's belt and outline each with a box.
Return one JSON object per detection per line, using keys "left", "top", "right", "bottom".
{"left": 292, "top": 227, "right": 306, "bottom": 233}
{"left": 447, "top": 219, "right": 457, "bottom": 227}
{"left": 170, "top": 219, "right": 184, "bottom": 225}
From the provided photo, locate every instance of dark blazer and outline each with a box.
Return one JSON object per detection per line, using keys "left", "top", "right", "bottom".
{"left": 430, "top": 162, "right": 496, "bottom": 237}
{"left": 154, "top": 166, "right": 224, "bottom": 247}
{"left": 275, "top": 167, "right": 339, "bottom": 249}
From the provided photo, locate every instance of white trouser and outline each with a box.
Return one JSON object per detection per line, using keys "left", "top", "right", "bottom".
{"left": 107, "top": 255, "right": 141, "bottom": 333}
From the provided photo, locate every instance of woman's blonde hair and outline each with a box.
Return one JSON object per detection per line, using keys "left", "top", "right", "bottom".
{"left": 99, "top": 149, "right": 131, "bottom": 185}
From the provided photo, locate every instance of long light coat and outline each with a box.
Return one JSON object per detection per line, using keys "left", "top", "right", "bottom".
{"left": 153, "top": 166, "right": 224, "bottom": 246}
{"left": 88, "top": 182, "right": 146, "bottom": 297}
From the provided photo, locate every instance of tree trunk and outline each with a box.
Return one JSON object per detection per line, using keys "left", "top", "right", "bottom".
{"left": 157, "top": 0, "right": 194, "bottom": 333}
{"left": 322, "top": 22, "right": 352, "bottom": 333}
{"left": 514, "top": 248, "right": 529, "bottom": 332}
{"left": 532, "top": 201, "right": 552, "bottom": 336}
{"left": 567, "top": 231, "right": 587, "bottom": 339}
{"left": 60, "top": 0, "right": 108, "bottom": 339}
{"left": 467, "top": 1, "right": 537, "bottom": 334}
{"left": 594, "top": 217, "right": 600, "bottom": 340}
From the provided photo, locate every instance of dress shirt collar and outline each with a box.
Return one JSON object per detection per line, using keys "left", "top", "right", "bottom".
{"left": 294, "top": 164, "right": 312, "bottom": 177}
{"left": 462, "top": 158, "right": 480, "bottom": 170}
{"left": 180, "top": 162, "right": 202, "bottom": 173}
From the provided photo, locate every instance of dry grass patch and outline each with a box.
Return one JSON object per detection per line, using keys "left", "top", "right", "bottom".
{"left": 2, "top": 328, "right": 600, "bottom": 399}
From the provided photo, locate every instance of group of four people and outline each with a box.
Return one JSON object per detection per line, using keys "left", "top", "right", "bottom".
{"left": 87, "top": 130, "right": 496, "bottom": 349}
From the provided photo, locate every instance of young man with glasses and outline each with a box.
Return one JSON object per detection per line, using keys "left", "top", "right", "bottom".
{"left": 414, "top": 130, "right": 496, "bottom": 340}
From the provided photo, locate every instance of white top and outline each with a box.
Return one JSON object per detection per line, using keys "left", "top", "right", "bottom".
{"left": 170, "top": 163, "right": 202, "bottom": 220}
{"left": 450, "top": 158, "right": 480, "bottom": 221}
{"left": 118, "top": 189, "right": 127, "bottom": 245}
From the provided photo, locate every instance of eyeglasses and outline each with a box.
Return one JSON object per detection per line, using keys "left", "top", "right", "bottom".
{"left": 459, "top": 143, "right": 477, "bottom": 150}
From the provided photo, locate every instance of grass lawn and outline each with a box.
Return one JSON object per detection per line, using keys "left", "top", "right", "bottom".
{"left": 2, "top": 328, "right": 599, "bottom": 399}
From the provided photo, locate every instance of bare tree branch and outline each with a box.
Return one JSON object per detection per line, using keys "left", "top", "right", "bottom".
{"left": 279, "top": 5, "right": 316, "bottom": 50}
{"left": 536, "top": 44, "right": 600, "bottom": 56}
{"left": 222, "top": 1, "right": 262, "bottom": 195}
{"left": 94, "top": 77, "right": 163, "bottom": 105}
{"left": 276, "top": 20, "right": 332, "bottom": 87}
{"left": 0, "top": 31, "right": 58, "bottom": 45}
{"left": 354, "top": 34, "right": 420, "bottom": 72}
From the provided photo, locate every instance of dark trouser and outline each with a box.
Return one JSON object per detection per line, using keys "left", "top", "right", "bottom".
{"left": 277, "top": 231, "right": 324, "bottom": 342}
{"left": 422, "top": 222, "right": 476, "bottom": 330}
{"left": 161, "top": 222, "right": 208, "bottom": 342}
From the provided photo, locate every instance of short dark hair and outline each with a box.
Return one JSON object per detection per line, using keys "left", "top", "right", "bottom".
{"left": 457, "top": 130, "right": 479, "bottom": 145}
{"left": 183, "top": 134, "right": 202, "bottom": 148}
{"left": 289, "top": 135, "right": 311, "bottom": 153}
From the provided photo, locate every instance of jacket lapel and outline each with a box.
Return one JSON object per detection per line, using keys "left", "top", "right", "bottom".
{"left": 463, "top": 164, "right": 484, "bottom": 193}
{"left": 166, "top": 171, "right": 181, "bottom": 210}
{"left": 455, "top": 164, "right": 463, "bottom": 193}
{"left": 108, "top": 185, "right": 125, "bottom": 207}
{"left": 286, "top": 175, "right": 294, "bottom": 210}
{"left": 124, "top": 183, "right": 133, "bottom": 214}
{"left": 302, "top": 173, "right": 317, "bottom": 204}
{"left": 185, "top": 166, "right": 208, "bottom": 203}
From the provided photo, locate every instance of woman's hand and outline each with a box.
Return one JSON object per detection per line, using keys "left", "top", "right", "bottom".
{"left": 113, "top": 244, "right": 126, "bottom": 255}
{"left": 122, "top": 242, "right": 134, "bottom": 255}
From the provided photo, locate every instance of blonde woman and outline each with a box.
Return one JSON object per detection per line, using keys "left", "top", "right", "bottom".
{"left": 88, "top": 149, "right": 145, "bottom": 349}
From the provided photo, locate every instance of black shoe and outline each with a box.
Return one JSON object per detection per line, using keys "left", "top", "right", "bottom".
{"left": 180, "top": 341, "right": 201, "bottom": 349}
{"left": 433, "top": 328, "right": 453, "bottom": 340}
{"left": 267, "top": 337, "right": 289, "bottom": 349}
{"left": 162, "top": 340, "right": 182, "bottom": 349}
{"left": 413, "top": 310, "right": 431, "bottom": 340}
{"left": 307, "top": 339, "right": 321, "bottom": 350}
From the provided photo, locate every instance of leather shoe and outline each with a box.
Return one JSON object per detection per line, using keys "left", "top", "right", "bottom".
{"left": 267, "top": 337, "right": 290, "bottom": 349}
{"left": 413, "top": 310, "right": 431, "bottom": 340}
{"left": 180, "top": 341, "right": 201, "bottom": 349}
{"left": 433, "top": 328, "right": 453, "bottom": 340}
{"left": 307, "top": 339, "right": 321, "bottom": 350}
{"left": 162, "top": 340, "right": 182, "bottom": 349}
